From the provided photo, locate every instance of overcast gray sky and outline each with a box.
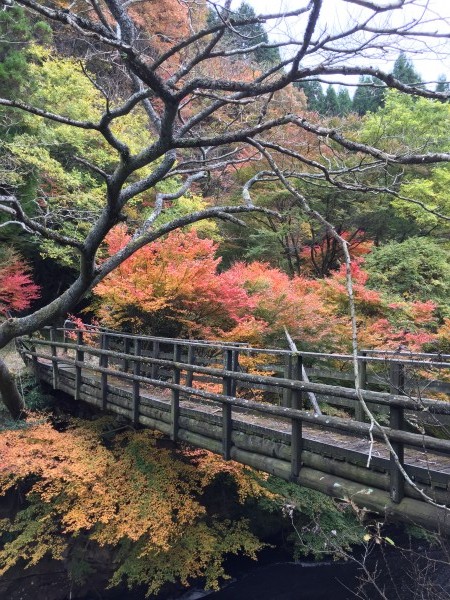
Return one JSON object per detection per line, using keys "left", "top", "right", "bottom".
{"left": 240, "top": 0, "right": 450, "bottom": 85}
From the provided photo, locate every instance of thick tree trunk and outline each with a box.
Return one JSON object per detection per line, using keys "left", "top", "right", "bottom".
{"left": 0, "top": 357, "right": 25, "bottom": 419}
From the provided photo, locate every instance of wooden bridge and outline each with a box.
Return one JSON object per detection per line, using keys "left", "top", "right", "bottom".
{"left": 19, "top": 326, "right": 450, "bottom": 534}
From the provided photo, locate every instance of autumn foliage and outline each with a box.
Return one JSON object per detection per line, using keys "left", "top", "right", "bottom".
{"left": 95, "top": 226, "right": 249, "bottom": 338}
{"left": 94, "top": 226, "right": 440, "bottom": 353}
{"left": 0, "top": 249, "right": 39, "bottom": 316}
{"left": 0, "top": 418, "right": 267, "bottom": 594}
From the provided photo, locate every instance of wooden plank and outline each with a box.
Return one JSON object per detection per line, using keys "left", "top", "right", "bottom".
{"left": 266, "top": 364, "right": 450, "bottom": 396}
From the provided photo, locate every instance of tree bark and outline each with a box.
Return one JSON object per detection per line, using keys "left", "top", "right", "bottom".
{"left": 0, "top": 357, "right": 25, "bottom": 420}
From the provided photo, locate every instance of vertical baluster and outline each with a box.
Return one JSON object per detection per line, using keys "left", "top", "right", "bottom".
{"left": 132, "top": 338, "right": 141, "bottom": 426}
{"left": 50, "top": 326, "right": 58, "bottom": 390}
{"left": 186, "top": 345, "right": 195, "bottom": 388}
{"left": 283, "top": 353, "right": 293, "bottom": 407}
{"left": 231, "top": 349, "right": 239, "bottom": 397}
{"left": 29, "top": 334, "right": 41, "bottom": 388}
{"left": 222, "top": 348, "right": 233, "bottom": 460}
{"left": 123, "top": 336, "right": 131, "bottom": 373}
{"left": 355, "top": 351, "right": 367, "bottom": 422}
{"left": 151, "top": 341, "right": 160, "bottom": 380}
{"left": 75, "top": 330, "right": 84, "bottom": 401}
{"left": 100, "top": 333, "right": 109, "bottom": 411}
{"left": 171, "top": 344, "right": 181, "bottom": 441}
{"left": 389, "top": 361, "right": 405, "bottom": 503}
{"left": 290, "top": 354, "right": 303, "bottom": 479}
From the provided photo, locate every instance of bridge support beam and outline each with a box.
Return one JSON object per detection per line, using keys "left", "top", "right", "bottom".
{"left": 178, "top": 428, "right": 450, "bottom": 536}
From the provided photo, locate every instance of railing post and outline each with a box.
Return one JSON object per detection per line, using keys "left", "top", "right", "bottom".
{"left": 29, "top": 335, "right": 41, "bottom": 389}
{"left": 291, "top": 354, "right": 303, "bottom": 479}
{"left": 100, "top": 333, "right": 109, "bottom": 411}
{"left": 132, "top": 338, "right": 141, "bottom": 426}
{"left": 222, "top": 348, "right": 233, "bottom": 460}
{"left": 151, "top": 340, "right": 160, "bottom": 380}
{"left": 231, "top": 349, "right": 239, "bottom": 397}
{"left": 355, "top": 351, "right": 367, "bottom": 422}
{"left": 389, "top": 361, "right": 405, "bottom": 503}
{"left": 123, "top": 336, "right": 131, "bottom": 373}
{"left": 186, "top": 345, "right": 195, "bottom": 388}
{"left": 74, "top": 330, "right": 84, "bottom": 401}
{"left": 283, "top": 353, "right": 293, "bottom": 407}
{"left": 50, "top": 326, "right": 58, "bottom": 390}
{"left": 171, "top": 344, "right": 181, "bottom": 441}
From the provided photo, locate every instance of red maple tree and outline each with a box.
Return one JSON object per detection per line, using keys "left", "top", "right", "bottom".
{"left": 0, "top": 250, "right": 40, "bottom": 315}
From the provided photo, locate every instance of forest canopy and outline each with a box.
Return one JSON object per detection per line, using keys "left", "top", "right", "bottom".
{"left": 0, "top": 0, "right": 449, "bottom": 417}
{"left": 0, "top": 2, "right": 450, "bottom": 596}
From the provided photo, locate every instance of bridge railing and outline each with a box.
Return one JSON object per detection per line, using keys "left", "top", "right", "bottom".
{"left": 18, "top": 325, "right": 450, "bottom": 507}
{"left": 46, "top": 324, "right": 450, "bottom": 418}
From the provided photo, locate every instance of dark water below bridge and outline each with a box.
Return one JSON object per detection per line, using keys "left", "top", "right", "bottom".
{"left": 87, "top": 538, "right": 449, "bottom": 600}
{"left": 185, "top": 559, "right": 360, "bottom": 600}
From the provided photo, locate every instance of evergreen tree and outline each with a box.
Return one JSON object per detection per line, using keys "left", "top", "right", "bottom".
{"left": 0, "top": 6, "right": 51, "bottom": 98}
{"left": 337, "top": 87, "right": 352, "bottom": 116}
{"left": 436, "top": 74, "right": 449, "bottom": 93}
{"left": 294, "top": 79, "right": 324, "bottom": 112}
{"left": 207, "top": 2, "right": 280, "bottom": 66}
{"left": 323, "top": 85, "right": 340, "bottom": 116}
{"left": 352, "top": 75, "right": 385, "bottom": 115}
{"left": 365, "top": 237, "right": 450, "bottom": 303}
{"left": 392, "top": 51, "right": 422, "bottom": 85}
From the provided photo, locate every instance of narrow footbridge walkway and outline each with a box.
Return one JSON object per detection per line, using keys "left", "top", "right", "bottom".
{"left": 19, "top": 326, "right": 450, "bottom": 534}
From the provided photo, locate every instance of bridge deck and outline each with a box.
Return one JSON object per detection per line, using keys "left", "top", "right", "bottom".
{"left": 89, "top": 366, "right": 450, "bottom": 477}
{"left": 21, "top": 328, "right": 450, "bottom": 535}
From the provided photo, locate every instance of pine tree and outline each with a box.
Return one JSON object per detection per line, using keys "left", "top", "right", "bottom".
{"left": 337, "top": 87, "right": 352, "bottom": 116}
{"left": 392, "top": 51, "right": 422, "bottom": 85}
{"left": 323, "top": 85, "right": 340, "bottom": 116}
{"left": 207, "top": 2, "right": 280, "bottom": 66}
{"left": 436, "top": 74, "right": 449, "bottom": 93}
{"left": 294, "top": 79, "right": 324, "bottom": 112}
{"left": 352, "top": 75, "right": 385, "bottom": 115}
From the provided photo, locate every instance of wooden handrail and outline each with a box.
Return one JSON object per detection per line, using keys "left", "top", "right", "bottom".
{"left": 21, "top": 346, "right": 450, "bottom": 455}
{"left": 22, "top": 337, "right": 450, "bottom": 414}
{"left": 41, "top": 326, "right": 450, "bottom": 365}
